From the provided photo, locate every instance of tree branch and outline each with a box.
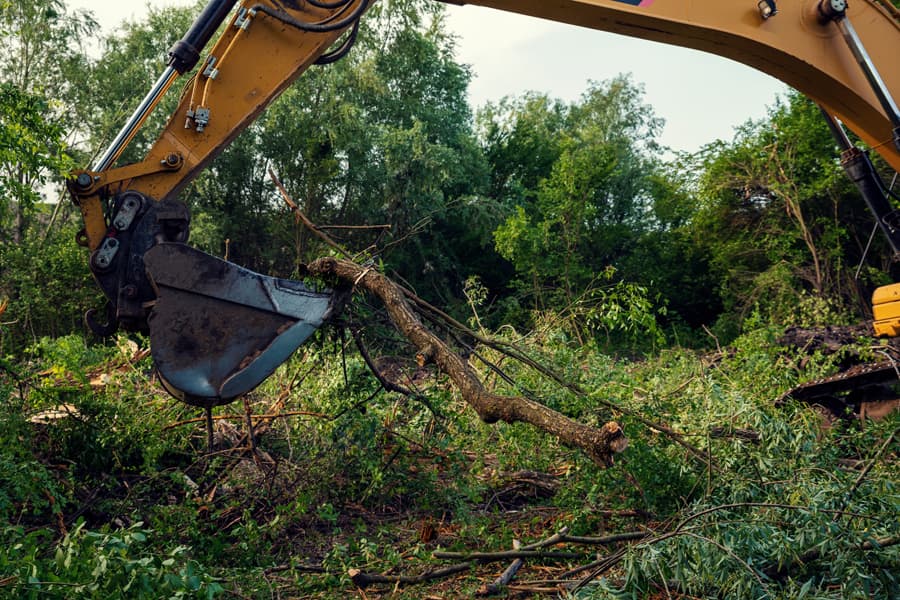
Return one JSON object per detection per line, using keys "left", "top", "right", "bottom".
{"left": 476, "top": 540, "right": 524, "bottom": 596}
{"left": 307, "top": 257, "right": 628, "bottom": 467}
{"left": 348, "top": 563, "right": 472, "bottom": 588}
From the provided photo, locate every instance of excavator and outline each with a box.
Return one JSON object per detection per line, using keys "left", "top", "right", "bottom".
{"left": 67, "top": 0, "right": 900, "bottom": 413}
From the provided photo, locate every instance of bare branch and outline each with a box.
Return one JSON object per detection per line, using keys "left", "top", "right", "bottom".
{"left": 476, "top": 540, "right": 524, "bottom": 596}
{"left": 433, "top": 550, "right": 585, "bottom": 563}
{"left": 163, "top": 410, "right": 328, "bottom": 431}
{"left": 316, "top": 224, "right": 391, "bottom": 230}
{"left": 348, "top": 563, "right": 471, "bottom": 588}
{"left": 269, "top": 168, "right": 353, "bottom": 260}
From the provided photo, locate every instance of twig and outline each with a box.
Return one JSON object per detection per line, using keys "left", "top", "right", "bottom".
{"left": 269, "top": 168, "right": 353, "bottom": 260}
{"left": 350, "top": 326, "right": 443, "bottom": 420}
{"left": 552, "top": 531, "right": 648, "bottom": 546}
{"left": 461, "top": 528, "right": 646, "bottom": 556}
{"left": 506, "top": 584, "right": 563, "bottom": 594}
{"left": 163, "top": 410, "right": 329, "bottom": 430}
{"left": 565, "top": 548, "right": 628, "bottom": 583}
{"left": 243, "top": 397, "right": 256, "bottom": 452}
{"left": 350, "top": 328, "right": 416, "bottom": 398}
{"left": 205, "top": 406, "right": 214, "bottom": 452}
{"left": 264, "top": 563, "right": 326, "bottom": 574}
{"left": 709, "top": 425, "right": 761, "bottom": 444}
{"left": 432, "top": 550, "right": 585, "bottom": 563}
{"left": 316, "top": 224, "right": 391, "bottom": 230}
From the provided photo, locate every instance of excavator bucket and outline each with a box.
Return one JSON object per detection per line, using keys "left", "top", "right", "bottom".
{"left": 143, "top": 243, "right": 334, "bottom": 407}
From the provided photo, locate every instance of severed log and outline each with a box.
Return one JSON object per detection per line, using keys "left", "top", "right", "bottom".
{"left": 307, "top": 256, "right": 628, "bottom": 467}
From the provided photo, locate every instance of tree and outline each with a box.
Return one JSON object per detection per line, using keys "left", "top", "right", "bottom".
{"left": 490, "top": 76, "right": 665, "bottom": 338}
{"left": 0, "top": 0, "right": 95, "bottom": 242}
{"left": 691, "top": 91, "right": 882, "bottom": 329}
{"left": 477, "top": 92, "right": 568, "bottom": 209}
{"left": 0, "top": 84, "right": 98, "bottom": 353}
{"left": 0, "top": 1, "right": 103, "bottom": 352}
{"left": 620, "top": 164, "right": 722, "bottom": 331}
{"left": 72, "top": 3, "right": 197, "bottom": 167}
{"left": 0, "top": 1, "right": 95, "bottom": 93}
{"left": 0, "top": 83, "right": 72, "bottom": 238}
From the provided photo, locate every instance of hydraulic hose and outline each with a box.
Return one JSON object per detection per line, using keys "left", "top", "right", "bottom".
{"left": 250, "top": 0, "right": 370, "bottom": 33}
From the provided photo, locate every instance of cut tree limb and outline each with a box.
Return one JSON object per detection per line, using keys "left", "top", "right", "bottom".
{"left": 348, "top": 563, "right": 472, "bottom": 588}
{"left": 307, "top": 256, "right": 628, "bottom": 467}
{"left": 433, "top": 531, "right": 648, "bottom": 562}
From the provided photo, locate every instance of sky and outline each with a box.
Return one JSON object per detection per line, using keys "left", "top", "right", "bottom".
{"left": 65, "top": 0, "right": 789, "bottom": 155}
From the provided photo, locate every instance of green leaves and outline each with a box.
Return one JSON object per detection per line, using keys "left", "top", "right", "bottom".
{"left": 487, "top": 76, "right": 668, "bottom": 345}
{"left": 13, "top": 522, "right": 224, "bottom": 598}
{"left": 0, "top": 83, "right": 72, "bottom": 227}
{"left": 691, "top": 91, "right": 876, "bottom": 330}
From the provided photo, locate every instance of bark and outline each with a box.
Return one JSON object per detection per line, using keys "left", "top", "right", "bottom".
{"left": 307, "top": 256, "right": 628, "bottom": 467}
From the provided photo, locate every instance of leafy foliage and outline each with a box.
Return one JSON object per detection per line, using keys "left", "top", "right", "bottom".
{"left": 1, "top": 2, "right": 898, "bottom": 598}
{"left": 2, "top": 523, "right": 224, "bottom": 599}
{"left": 0, "top": 83, "right": 72, "bottom": 227}
{"left": 692, "top": 92, "right": 883, "bottom": 333}
{"left": 2, "top": 317, "right": 897, "bottom": 598}
{"left": 0, "top": 80, "right": 99, "bottom": 353}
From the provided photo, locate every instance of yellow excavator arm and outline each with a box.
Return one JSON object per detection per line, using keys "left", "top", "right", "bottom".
{"left": 67, "top": 0, "right": 900, "bottom": 406}
{"left": 457, "top": 0, "right": 900, "bottom": 172}
{"left": 70, "top": 0, "right": 369, "bottom": 252}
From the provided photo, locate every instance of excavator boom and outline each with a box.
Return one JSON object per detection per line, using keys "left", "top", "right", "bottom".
{"left": 453, "top": 0, "right": 900, "bottom": 172}
{"left": 68, "top": 0, "right": 900, "bottom": 407}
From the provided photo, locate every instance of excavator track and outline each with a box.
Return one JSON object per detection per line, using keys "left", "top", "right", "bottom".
{"left": 778, "top": 361, "right": 900, "bottom": 405}
{"left": 775, "top": 325, "right": 900, "bottom": 415}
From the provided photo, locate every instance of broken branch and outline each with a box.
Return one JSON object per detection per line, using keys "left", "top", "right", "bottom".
{"left": 163, "top": 410, "right": 328, "bottom": 430}
{"left": 434, "top": 531, "right": 648, "bottom": 563}
{"left": 307, "top": 256, "right": 628, "bottom": 467}
{"left": 432, "top": 550, "right": 585, "bottom": 563}
{"left": 348, "top": 563, "right": 471, "bottom": 588}
{"left": 476, "top": 540, "right": 524, "bottom": 597}
{"left": 269, "top": 169, "right": 353, "bottom": 260}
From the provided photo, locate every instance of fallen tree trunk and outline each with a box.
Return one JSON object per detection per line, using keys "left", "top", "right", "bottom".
{"left": 307, "top": 256, "right": 628, "bottom": 467}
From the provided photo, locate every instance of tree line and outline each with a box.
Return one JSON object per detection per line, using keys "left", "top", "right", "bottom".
{"left": 1, "top": 0, "right": 897, "bottom": 356}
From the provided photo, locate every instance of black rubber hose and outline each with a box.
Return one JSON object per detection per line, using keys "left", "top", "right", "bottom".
{"left": 305, "top": 0, "right": 355, "bottom": 9}
{"left": 250, "top": 0, "right": 370, "bottom": 33}
{"left": 314, "top": 18, "right": 360, "bottom": 64}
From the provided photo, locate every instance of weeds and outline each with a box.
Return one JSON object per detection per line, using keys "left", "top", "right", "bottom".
{"left": 0, "top": 325, "right": 896, "bottom": 598}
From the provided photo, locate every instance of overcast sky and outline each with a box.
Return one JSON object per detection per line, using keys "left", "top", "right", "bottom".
{"left": 65, "top": 0, "right": 788, "bottom": 155}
